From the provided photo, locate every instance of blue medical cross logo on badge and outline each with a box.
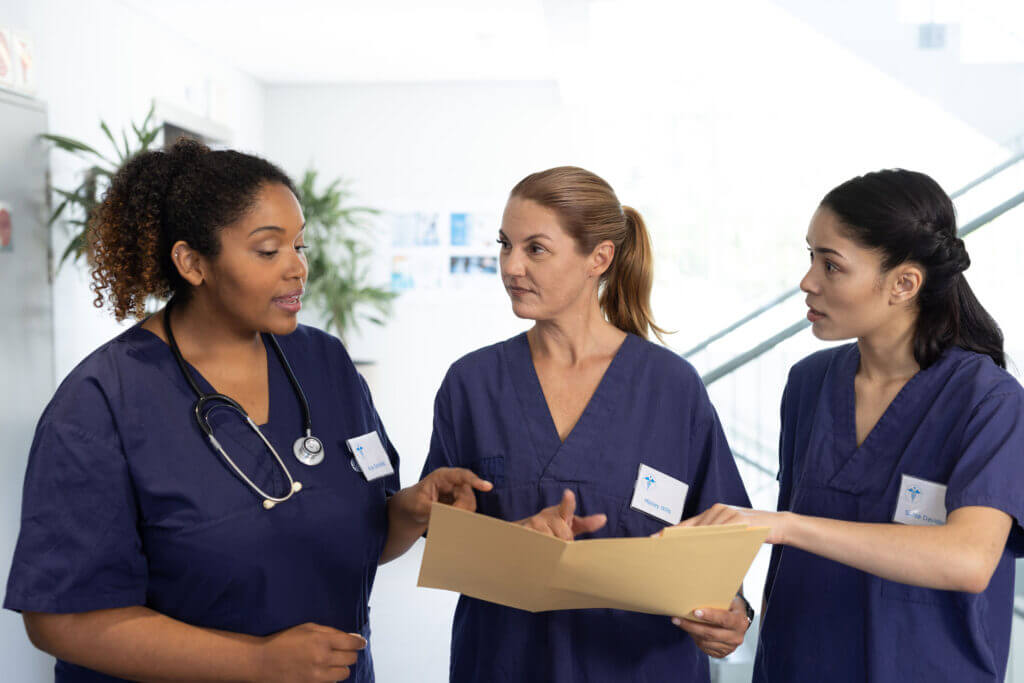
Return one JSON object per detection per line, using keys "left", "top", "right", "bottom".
{"left": 356, "top": 445, "right": 365, "bottom": 457}
{"left": 644, "top": 475, "right": 656, "bottom": 490}
{"left": 907, "top": 486, "right": 921, "bottom": 502}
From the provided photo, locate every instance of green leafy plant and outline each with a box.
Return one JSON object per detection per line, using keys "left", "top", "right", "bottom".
{"left": 296, "top": 169, "right": 397, "bottom": 342}
{"left": 44, "top": 104, "right": 160, "bottom": 267}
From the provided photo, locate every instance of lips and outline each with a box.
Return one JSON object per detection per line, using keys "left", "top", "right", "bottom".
{"left": 273, "top": 290, "right": 303, "bottom": 313}
{"left": 506, "top": 284, "right": 533, "bottom": 297}
{"left": 806, "top": 303, "right": 826, "bottom": 322}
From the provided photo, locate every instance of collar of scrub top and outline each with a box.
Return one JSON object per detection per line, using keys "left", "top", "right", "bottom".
{"left": 162, "top": 296, "right": 325, "bottom": 510}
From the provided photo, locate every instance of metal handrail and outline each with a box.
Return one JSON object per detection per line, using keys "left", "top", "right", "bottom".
{"left": 684, "top": 150, "right": 1024, "bottom": 361}
{"left": 702, "top": 320, "right": 810, "bottom": 385}
{"left": 701, "top": 188, "right": 1024, "bottom": 386}
{"left": 682, "top": 287, "right": 800, "bottom": 358}
{"left": 950, "top": 149, "right": 1024, "bottom": 199}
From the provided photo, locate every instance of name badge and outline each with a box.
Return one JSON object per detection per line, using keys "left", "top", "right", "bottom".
{"left": 893, "top": 474, "right": 947, "bottom": 526}
{"left": 346, "top": 431, "right": 395, "bottom": 482}
{"left": 630, "top": 464, "right": 688, "bottom": 525}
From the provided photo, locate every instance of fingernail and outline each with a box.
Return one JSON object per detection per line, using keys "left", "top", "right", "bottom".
{"left": 671, "top": 617, "right": 681, "bottom": 626}
{"left": 694, "top": 610, "right": 704, "bottom": 618}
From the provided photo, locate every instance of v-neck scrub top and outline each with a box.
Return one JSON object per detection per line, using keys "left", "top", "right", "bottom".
{"left": 421, "top": 332, "right": 751, "bottom": 683}
{"left": 756, "top": 343, "right": 1024, "bottom": 683}
{"left": 5, "top": 324, "right": 400, "bottom": 682}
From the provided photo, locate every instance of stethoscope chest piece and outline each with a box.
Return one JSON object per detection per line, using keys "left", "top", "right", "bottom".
{"left": 293, "top": 435, "right": 325, "bottom": 466}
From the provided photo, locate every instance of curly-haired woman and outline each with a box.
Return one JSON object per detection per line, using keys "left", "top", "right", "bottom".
{"left": 4, "top": 138, "right": 489, "bottom": 683}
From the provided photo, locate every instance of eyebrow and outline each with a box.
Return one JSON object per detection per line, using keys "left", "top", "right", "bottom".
{"left": 249, "top": 224, "right": 305, "bottom": 237}
{"left": 498, "top": 230, "right": 552, "bottom": 241}
{"left": 806, "top": 241, "right": 846, "bottom": 260}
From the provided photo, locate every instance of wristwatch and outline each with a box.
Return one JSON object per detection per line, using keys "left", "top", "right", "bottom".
{"left": 736, "top": 592, "right": 754, "bottom": 628}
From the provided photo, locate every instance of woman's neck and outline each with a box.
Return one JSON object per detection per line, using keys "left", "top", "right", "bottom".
{"left": 166, "top": 296, "right": 263, "bottom": 363}
{"left": 856, "top": 314, "right": 920, "bottom": 383}
{"left": 528, "top": 298, "right": 625, "bottom": 366}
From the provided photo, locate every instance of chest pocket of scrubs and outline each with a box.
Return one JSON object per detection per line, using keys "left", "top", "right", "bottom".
{"left": 878, "top": 476, "right": 958, "bottom": 606}
{"left": 336, "top": 437, "right": 390, "bottom": 557}
{"left": 473, "top": 454, "right": 506, "bottom": 488}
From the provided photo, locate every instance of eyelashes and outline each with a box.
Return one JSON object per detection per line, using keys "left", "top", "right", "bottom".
{"left": 258, "top": 245, "right": 309, "bottom": 258}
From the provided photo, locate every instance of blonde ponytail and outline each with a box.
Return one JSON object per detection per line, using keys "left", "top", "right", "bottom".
{"left": 601, "top": 206, "right": 665, "bottom": 341}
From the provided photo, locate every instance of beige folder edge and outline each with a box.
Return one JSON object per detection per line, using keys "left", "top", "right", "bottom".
{"left": 417, "top": 502, "right": 769, "bottom": 618}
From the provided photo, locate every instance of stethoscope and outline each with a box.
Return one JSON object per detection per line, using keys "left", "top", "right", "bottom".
{"left": 163, "top": 298, "right": 325, "bottom": 510}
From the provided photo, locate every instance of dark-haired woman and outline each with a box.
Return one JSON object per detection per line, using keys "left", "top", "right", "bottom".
{"left": 4, "top": 139, "right": 490, "bottom": 683}
{"left": 680, "top": 169, "right": 1024, "bottom": 682}
{"left": 420, "top": 167, "right": 753, "bottom": 682}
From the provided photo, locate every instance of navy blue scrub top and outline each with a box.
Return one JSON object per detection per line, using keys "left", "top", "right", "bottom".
{"left": 421, "top": 332, "right": 751, "bottom": 683}
{"left": 756, "top": 344, "right": 1024, "bottom": 683}
{"left": 5, "top": 324, "right": 400, "bottom": 682}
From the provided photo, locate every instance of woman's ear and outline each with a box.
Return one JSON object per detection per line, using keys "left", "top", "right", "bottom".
{"left": 890, "top": 263, "right": 923, "bottom": 305}
{"left": 170, "top": 241, "right": 205, "bottom": 288}
{"left": 590, "top": 240, "right": 615, "bottom": 279}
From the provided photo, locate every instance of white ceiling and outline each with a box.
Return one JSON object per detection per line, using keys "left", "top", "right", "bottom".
{"left": 118, "top": 0, "right": 570, "bottom": 83}
{"left": 119, "top": 0, "right": 1024, "bottom": 85}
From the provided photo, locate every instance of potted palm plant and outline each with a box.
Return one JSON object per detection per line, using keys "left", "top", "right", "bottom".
{"left": 295, "top": 169, "right": 396, "bottom": 344}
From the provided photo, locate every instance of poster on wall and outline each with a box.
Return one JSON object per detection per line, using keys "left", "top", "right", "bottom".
{"left": 391, "top": 212, "right": 440, "bottom": 248}
{"left": 450, "top": 212, "right": 499, "bottom": 248}
{"left": 12, "top": 33, "right": 35, "bottom": 94}
{"left": 0, "top": 202, "right": 13, "bottom": 253}
{"left": 0, "top": 30, "right": 14, "bottom": 89}
{"left": 384, "top": 210, "right": 502, "bottom": 293}
{"left": 391, "top": 253, "right": 443, "bottom": 292}
{"left": 448, "top": 255, "right": 498, "bottom": 290}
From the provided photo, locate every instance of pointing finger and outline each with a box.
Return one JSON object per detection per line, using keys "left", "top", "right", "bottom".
{"left": 557, "top": 489, "right": 576, "bottom": 526}
{"left": 443, "top": 468, "right": 493, "bottom": 493}
{"left": 572, "top": 513, "right": 607, "bottom": 536}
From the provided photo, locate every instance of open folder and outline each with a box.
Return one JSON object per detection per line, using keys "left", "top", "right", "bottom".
{"left": 417, "top": 503, "right": 769, "bottom": 617}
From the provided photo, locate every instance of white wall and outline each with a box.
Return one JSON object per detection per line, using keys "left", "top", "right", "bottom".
{"left": 772, "top": 0, "right": 1024, "bottom": 148}
{"left": 1, "top": 0, "right": 266, "bottom": 679}
{"left": 4, "top": 0, "right": 268, "bottom": 382}
{"left": 265, "top": 4, "right": 1012, "bottom": 680}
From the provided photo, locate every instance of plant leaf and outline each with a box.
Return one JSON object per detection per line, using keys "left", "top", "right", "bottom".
{"left": 59, "top": 231, "right": 88, "bottom": 266}
{"left": 99, "top": 121, "right": 125, "bottom": 163}
{"left": 40, "top": 134, "right": 116, "bottom": 166}
{"left": 48, "top": 198, "right": 69, "bottom": 227}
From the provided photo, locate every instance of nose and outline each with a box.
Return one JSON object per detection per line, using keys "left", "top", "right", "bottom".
{"left": 288, "top": 246, "right": 309, "bottom": 283}
{"left": 799, "top": 264, "right": 818, "bottom": 295}
{"left": 501, "top": 246, "right": 526, "bottom": 279}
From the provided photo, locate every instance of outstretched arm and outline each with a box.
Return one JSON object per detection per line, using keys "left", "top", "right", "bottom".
{"left": 676, "top": 504, "right": 1012, "bottom": 593}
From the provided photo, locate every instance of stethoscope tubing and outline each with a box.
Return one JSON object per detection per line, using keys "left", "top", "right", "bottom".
{"left": 163, "top": 297, "right": 315, "bottom": 508}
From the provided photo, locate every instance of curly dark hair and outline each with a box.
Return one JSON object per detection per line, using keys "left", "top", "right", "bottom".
{"left": 88, "top": 137, "right": 295, "bottom": 320}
